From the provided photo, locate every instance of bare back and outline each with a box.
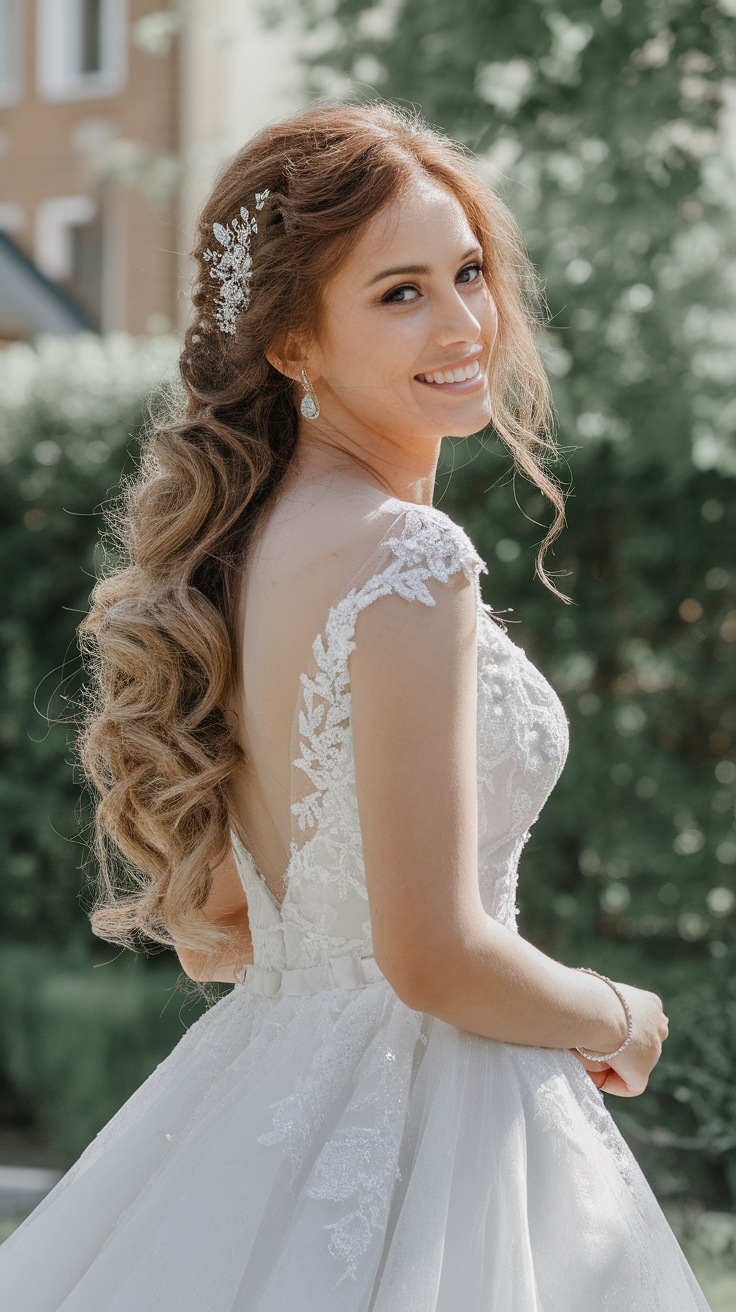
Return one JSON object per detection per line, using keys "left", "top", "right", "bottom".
{"left": 228, "top": 456, "right": 407, "bottom": 903}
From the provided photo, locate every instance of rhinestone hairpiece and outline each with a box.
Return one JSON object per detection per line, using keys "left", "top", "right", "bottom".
{"left": 203, "top": 189, "right": 269, "bottom": 335}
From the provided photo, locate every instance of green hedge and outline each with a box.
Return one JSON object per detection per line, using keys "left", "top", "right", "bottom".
{"left": 0, "top": 944, "right": 208, "bottom": 1161}
{"left": 0, "top": 333, "right": 179, "bottom": 947}
{"left": 0, "top": 333, "right": 202, "bottom": 1160}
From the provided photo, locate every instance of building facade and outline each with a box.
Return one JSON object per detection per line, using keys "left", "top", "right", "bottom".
{"left": 0, "top": 0, "right": 300, "bottom": 339}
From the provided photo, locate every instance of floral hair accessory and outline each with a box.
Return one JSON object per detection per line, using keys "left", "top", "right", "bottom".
{"left": 203, "top": 189, "right": 270, "bottom": 335}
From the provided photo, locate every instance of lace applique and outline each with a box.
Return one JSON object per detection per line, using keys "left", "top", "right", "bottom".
{"left": 259, "top": 986, "right": 422, "bottom": 1282}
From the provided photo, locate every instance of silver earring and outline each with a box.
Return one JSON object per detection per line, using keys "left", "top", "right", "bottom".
{"left": 300, "top": 369, "right": 320, "bottom": 420}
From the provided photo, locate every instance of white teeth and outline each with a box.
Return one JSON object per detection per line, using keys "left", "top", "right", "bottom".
{"left": 417, "top": 359, "right": 481, "bottom": 384}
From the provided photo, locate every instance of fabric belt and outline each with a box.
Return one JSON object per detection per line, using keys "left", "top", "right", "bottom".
{"left": 239, "top": 953, "right": 384, "bottom": 998}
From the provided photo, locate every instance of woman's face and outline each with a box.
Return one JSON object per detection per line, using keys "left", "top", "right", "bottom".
{"left": 302, "top": 174, "right": 498, "bottom": 448}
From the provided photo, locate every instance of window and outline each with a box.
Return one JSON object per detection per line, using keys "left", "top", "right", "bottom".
{"left": 0, "top": 0, "right": 22, "bottom": 107}
{"left": 35, "top": 196, "right": 104, "bottom": 329}
{"left": 81, "top": 0, "right": 103, "bottom": 75}
{"left": 36, "top": 0, "right": 127, "bottom": 101}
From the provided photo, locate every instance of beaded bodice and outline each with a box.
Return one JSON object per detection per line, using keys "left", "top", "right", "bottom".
{"left": 233, "top": 501, "right": 569, "bottom": 975}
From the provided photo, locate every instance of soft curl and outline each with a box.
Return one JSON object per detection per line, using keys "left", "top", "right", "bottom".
{"left": 79, "top": 102, "right": 563, "bottom": 965}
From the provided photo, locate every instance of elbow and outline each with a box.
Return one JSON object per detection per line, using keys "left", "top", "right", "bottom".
{"left": 374, "top": 948, "right": 458, "bottom": 1017}
{"left": 174, "top": 947, "right": 208, "bottom": 982}
{"left": 175, "top": 950, "right": 198, "bottom": 981}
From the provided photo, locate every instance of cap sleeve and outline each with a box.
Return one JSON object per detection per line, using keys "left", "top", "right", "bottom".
{"left": 323, "top": 501, "right": 486, "bottom": 650}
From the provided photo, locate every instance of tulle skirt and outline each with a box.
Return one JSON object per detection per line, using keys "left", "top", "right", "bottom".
{"left": 0, "top": 977, "right": 708, "bottom": 1311}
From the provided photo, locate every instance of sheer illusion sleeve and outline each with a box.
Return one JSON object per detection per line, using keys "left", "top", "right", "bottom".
{"left": 346, "top": 513, "right": 486, "bottom": 994}
{"left": 284, "top": 502, "right": 487, "bottom": 981}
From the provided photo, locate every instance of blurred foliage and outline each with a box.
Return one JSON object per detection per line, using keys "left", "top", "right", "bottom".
{"left": 0, "top": 334, "right": 208, "bottom": 1157}
{"left": 0, "top": 944, "right": 204, "bottom": 1162}
{"left": 0, "top": 334, "right": 178, "bottom": 945}
{"left": 303, "top": 0, "right": 736, "bottom": 1204}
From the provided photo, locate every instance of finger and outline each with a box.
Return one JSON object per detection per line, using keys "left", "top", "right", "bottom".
{"left": 601, "top": 1070, "right": 647, "bottom": 1097}
{"left": 600, "top": 1071, "right": 632, "bottom": 1096}
{"left": 587, "top": 1069, "right": 609, "bottom": 1089}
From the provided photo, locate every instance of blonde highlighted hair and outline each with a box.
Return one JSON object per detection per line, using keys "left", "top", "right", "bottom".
{"left": 79, "top": 103, "right": 562, "bottom": 961}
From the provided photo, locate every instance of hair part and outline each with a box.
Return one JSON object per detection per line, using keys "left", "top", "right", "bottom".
{"left": 79, "top": 101, "right": 564, "bottom": 964}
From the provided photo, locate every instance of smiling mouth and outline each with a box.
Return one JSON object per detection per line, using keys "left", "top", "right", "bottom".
{"left": 415, "top": 359, "right": 481, "bottom": 386}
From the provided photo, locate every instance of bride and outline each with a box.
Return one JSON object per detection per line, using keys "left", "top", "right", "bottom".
{"left": 0, "top": 103, "right": 707, "bottom": 1309}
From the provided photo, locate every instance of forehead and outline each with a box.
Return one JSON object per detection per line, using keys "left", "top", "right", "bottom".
{"left": 346, "top": 175, "right": 477, "bottom": 272}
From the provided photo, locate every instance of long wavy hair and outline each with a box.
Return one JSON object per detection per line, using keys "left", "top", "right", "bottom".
{"left": 79, "top": 102, "right": 562, "bottom": 962}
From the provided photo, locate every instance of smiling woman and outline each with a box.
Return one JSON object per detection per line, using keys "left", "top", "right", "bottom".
{"left": 0, "top": 103, "right": 707, "bottom": 1311}
{"left": 264, "top": 174, "right": 499, "bottom": 509}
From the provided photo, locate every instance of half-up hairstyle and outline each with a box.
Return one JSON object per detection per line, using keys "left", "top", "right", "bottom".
{"left": 79, "top": 102, "right": 562, "bottom": 962}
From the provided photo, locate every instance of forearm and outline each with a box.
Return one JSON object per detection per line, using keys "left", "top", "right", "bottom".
{"left": 381, "top": 913, "right": 628, "bottom": 1054}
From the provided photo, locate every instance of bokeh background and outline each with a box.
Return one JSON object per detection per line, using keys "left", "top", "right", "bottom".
{"left": 1, "top": 1, "right": 735, "bottom": 1301}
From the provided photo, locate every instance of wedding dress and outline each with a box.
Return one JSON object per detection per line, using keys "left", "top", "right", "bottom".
{"left": 0, "top": 490, "right": 708, "bottom": 1310}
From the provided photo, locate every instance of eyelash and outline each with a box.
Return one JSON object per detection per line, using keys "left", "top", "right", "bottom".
{"left": 381, "top": 262, "right": 483, "bottom": 304}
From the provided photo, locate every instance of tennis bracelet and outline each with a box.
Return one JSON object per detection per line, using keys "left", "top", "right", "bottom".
{"left": 574, "top": 967, "right": 634, "bottom": 1063}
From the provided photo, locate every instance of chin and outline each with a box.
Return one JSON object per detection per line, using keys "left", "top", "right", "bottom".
{"left": 444, "top": 407, "right": 493, "bottom": 439}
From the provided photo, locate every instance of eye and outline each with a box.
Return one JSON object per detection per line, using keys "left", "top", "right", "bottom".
{"left": 381, "top": 283, "right": 420, "bottom": 304}
{"left": 456, "top": 262, "right": 483, "bottom": 285}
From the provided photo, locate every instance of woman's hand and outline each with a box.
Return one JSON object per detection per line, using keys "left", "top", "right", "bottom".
{"left": 571, "top": 983, "right": 669, "bottom": 1097}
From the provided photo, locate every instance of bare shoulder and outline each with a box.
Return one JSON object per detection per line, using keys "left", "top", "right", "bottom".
{"left": 252, "top": 473, "right": 412, "bottom": 595}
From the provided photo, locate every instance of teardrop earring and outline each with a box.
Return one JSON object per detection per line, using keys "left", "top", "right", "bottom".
{"left": 300, "top": 368, "right": 320, "bottom": 420}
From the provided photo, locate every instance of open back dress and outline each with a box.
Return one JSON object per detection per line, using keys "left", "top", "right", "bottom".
{"left": 0, "top": 486, "right": 708, "bottom": 1311}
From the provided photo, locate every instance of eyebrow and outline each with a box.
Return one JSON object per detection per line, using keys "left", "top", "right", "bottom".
{"left": 365, "top": 246, "right": 482, "bottom": 288}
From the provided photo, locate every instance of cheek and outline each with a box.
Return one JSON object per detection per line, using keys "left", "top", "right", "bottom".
{"left": 324, "top": 312, "right": 418, "bottom": 392}
{"left": 483, "top": 295, "right": 499, "bottom": 348}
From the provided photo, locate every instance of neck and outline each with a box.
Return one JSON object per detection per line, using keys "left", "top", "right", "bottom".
{"left": 293, "top": 414, "right": 441, "bottom": 507}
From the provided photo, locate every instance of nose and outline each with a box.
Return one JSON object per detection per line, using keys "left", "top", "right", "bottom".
{"left": 432, "top": 284, "right": 488, "bottom": 352}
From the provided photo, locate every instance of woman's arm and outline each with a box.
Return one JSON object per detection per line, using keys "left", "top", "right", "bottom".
{"left": 350, "top": 569, "right": 667, "bottom": 1097}
{"left": 174, "top": 847, "right": 254, "bottom": 983}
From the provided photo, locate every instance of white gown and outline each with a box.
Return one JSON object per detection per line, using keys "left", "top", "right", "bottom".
{"left": 0, "top": 499, "right": 708, "bottom": 1310}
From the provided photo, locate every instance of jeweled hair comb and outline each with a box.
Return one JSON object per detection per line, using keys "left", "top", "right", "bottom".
{"left": 203, "top": 189, "right": 270, "bottom": 335}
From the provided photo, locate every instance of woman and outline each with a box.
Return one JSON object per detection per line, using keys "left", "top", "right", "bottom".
{"left": 0, "top": 104, "right": 707, "bottom": 1310}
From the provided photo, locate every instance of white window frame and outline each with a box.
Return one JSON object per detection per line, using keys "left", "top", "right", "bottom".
{"left": 34, "top": 196, "right": 98, "bottom": 281}
{"left": 36, "top": 0, "right": 128, "bottom": 102}
{"left": 0, "top": 202, "right": 24, "bottom": 234}
{"left": 0, "top": 0, "right": 23, "bottom": 107}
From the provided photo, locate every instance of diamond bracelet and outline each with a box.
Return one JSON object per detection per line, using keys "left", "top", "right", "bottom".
{"left": 574, "top": 967, "right": 634, "bottom": 1063}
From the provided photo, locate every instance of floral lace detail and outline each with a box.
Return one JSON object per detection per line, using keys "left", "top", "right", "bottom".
{"left": 279, "top": 501, "right": 567, "bottom": 971}
{"left": 259, "top": 986, "right": 422, "bottom": 1282}
{"left": 255, "top": 505, "right": 490, "bottom": 972}
{"left": 473, "top": 613, "right": 570, "bottom": 928}
{"left": 231, "top": 502, "right": 568, "bottom": 974}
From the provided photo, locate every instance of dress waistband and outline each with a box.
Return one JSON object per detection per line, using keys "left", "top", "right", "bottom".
{"left": 238, "top": 953, "right": 384, "bottom": 998}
